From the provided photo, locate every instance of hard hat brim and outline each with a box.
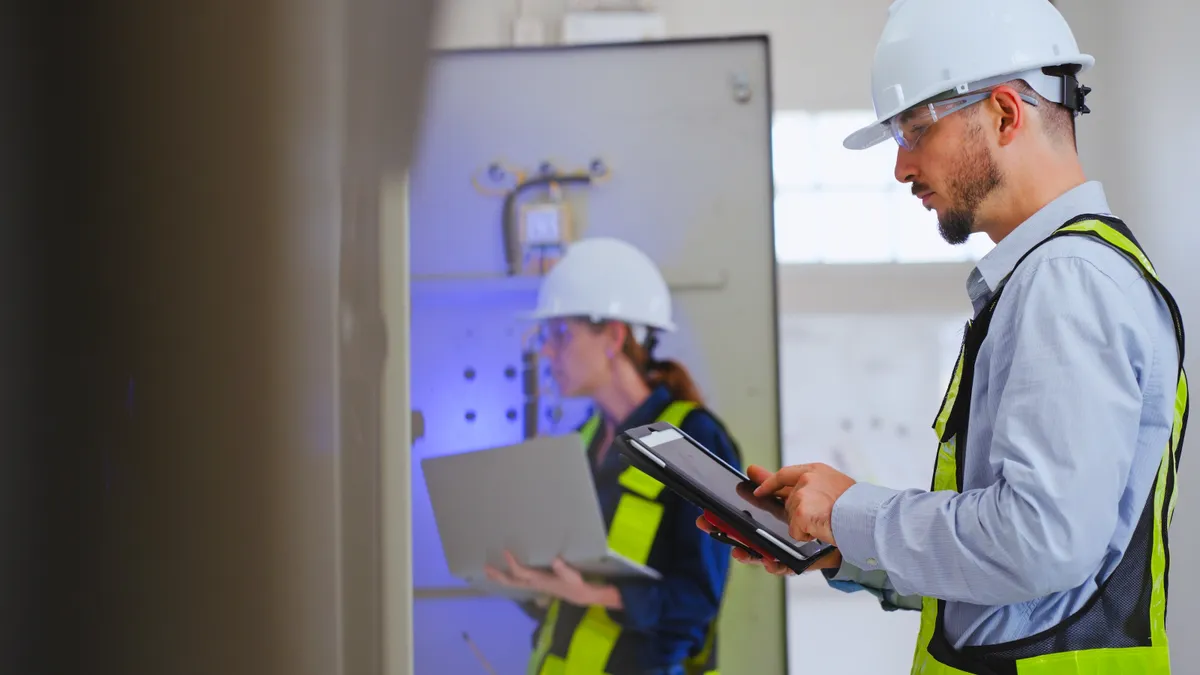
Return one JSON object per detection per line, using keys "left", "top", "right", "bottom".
{"left": 843, "top": 121, "right": 892, "bottom": 151}
{"left": 518, "top": 308, "right": 676, "bottom": 332}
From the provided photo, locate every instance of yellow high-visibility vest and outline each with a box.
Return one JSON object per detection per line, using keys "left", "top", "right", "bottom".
{"left": 911, "top": 217, "right": 1187, "bottom": 674}
{"left": 528, "top": 401, "right": 719, "bottom": 675}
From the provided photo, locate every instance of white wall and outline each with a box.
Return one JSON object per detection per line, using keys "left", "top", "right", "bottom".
{"left": 775, "top": 308, "right": 971, "bottom": 675}
{"left": 430, "top": 0, "right": 884, "bottom": 109}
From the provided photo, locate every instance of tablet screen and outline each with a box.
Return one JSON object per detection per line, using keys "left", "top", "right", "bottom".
{"left": 635, "top": 428, "right": 829, "bottom": 558}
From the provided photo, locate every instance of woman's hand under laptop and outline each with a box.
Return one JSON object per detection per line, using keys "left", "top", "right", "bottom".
{"left": 485, "top": 550, "right": 624, "bottom": 609}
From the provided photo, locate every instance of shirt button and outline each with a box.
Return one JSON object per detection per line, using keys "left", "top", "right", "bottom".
{"left": 866, "top": 557, "right": 878, "bottom": 567}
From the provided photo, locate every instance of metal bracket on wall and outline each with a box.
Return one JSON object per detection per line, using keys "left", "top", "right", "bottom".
{"left": 412, "top": 409, "right": 425, "bottom": 445}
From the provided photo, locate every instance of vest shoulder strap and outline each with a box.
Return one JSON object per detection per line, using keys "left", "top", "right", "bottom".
{"left": 578, "top": 413, "right": 602, "bottom": 447}
{"left": 577, "top": 400, "right": 700, "bottom": 448}
{"left": 1052, "top": 216, "right": 1186, "bottom": 363}
{"left": 1056, "top": 215, "right": 1157, "bottom": 277}
{"left": 989, "top": 214, "right": 1170, "bottom": 317}
{"left": 658, "top": 400, "right": 699, "bottom": 427}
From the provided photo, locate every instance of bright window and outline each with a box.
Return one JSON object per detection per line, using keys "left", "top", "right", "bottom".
{"left": 772, "top": 110, "right": 995, "bottom": 264}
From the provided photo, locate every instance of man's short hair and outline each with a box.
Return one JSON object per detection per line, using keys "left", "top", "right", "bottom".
{"left": 1009, "top": 79, "right": 1077, "bottom": 148}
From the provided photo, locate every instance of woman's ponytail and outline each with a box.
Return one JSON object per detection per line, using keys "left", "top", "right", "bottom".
{"left": 623, "top": 328, "right": 704, "bottom": 404}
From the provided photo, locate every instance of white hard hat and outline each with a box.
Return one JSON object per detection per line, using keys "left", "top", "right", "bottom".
{"left": 525, "top": 237, "right": 675, "bottom": 332}
{"left": 844, "top": 0, "right": 1094, "bottom": 150}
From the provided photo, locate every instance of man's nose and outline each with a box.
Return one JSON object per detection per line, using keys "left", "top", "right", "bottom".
{"left": 894, "top": 145, "right": 917, "bottom": 185}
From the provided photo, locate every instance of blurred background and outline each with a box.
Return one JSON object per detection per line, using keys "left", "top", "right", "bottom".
{"left": 5, "top": 1, "right": 1195, "bottom": 674}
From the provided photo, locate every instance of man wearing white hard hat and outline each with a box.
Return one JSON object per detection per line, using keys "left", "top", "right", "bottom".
{"left": 711, "top": 1, "right": 1189, "bottom": 672}
{"left": 487, "top": 237, "right": 744, "bottom": 675}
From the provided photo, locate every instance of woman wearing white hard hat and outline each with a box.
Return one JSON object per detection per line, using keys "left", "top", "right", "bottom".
{"left": 719, "top": 0, "right": 1187, "bottom": 673}
{"left": 485, "top": 237, "right": 742, "bottom": 675}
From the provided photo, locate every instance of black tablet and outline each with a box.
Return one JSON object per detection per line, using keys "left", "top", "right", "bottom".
{"left": 614, "top": 421, "right": 837, "bottom": 575}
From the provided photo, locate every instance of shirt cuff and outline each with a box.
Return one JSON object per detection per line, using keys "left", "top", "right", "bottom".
{"left": 822, "top": 561, "right": 860, "bottom": 583}
{"left": 831, "top": 482, "right": 898, "bottom": 573}
{"left": 820, "top": 563, "right": 922, "bottom": 612}
{"left": 821, "top": 563, "right": 869, "bottom": 595}
{"left": 821, "top": 560, "right": 887, "bottom": 588}
{"left": 819, "top": 563, "right": 886, "bottom": 603}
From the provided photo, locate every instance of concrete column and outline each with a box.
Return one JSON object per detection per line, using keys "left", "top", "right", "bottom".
{"left": 1, "top": 0, "right": 438, "bottom": 673}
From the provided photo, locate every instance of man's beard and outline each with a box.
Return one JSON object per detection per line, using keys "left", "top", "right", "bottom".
{"left": 936, "top": 129, "right": 1003, "bottom": 245}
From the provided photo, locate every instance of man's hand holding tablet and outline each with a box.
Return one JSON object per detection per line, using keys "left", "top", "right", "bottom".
{"left": 695, "top": 464, "right": 845, "bottom": 576}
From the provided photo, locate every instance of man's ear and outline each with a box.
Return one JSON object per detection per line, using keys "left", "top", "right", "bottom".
{"left": 989, "top": 85, "right": 1026, "bottom": 146}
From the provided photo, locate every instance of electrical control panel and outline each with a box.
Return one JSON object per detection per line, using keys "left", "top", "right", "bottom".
{"left": 406, "top": 35, "right": 778, "bottom": 675}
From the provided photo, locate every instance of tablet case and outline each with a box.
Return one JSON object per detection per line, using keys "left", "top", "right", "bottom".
{"left": 613, "top": 421, "right": 836, "bottom": 575}
{"left": 703, "top": 509, "right": 771, "bottom": 561}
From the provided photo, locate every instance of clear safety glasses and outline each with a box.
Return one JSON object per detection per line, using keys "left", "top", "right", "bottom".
{"left": 531, "top": 319, "right": 575, "bottom": 352}
{"left": 889, "top": 89, "right": 1040, "bottom": 150}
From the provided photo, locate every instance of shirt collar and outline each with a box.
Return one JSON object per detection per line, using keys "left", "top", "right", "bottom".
{"left": 966, "top": 181, "right": 1113, "bottom": 311}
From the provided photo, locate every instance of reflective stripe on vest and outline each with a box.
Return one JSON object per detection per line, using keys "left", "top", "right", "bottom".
{"left": 529, "top": 401, "right": 714, "bottom": 675}
{"left": 912, "top": 218, "right": 1187, "bottom": 674}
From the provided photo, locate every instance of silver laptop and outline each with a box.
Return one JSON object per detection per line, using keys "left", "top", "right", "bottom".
{"left": 420, "top": 433, "right": 662, "bottom": 590}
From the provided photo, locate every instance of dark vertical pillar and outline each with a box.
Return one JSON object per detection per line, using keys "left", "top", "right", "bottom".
{"left": 1, "top": 1, "right": 436, "bottom": 673}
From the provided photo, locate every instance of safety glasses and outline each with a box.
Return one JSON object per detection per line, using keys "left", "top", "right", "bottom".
{"left": 889, "top": 89, "right": 1040, "bottom": 150}
{"left": 531, "top": 319, "right": 573, "bottom": 351}
{"left": 533, "top": 317, "right": 605, "bottom": 352}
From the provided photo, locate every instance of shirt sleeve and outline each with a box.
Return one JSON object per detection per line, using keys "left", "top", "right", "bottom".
{"left": 821, "top": 563, "right": 923, "bottom": 611}
{"left": 611, "top": 409, "right": 739, "bottom": 633}
{"left": 829, "top": 255, "right": 1152, "bottom": 606}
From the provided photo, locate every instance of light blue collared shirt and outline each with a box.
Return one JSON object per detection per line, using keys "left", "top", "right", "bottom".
{"left": 825, "top": 181, "right": 1181, "bottom": 648}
